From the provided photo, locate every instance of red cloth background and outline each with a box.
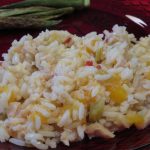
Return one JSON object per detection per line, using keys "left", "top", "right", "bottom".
{"left": 0, "top": 0, "right": 150, "bottom": 150}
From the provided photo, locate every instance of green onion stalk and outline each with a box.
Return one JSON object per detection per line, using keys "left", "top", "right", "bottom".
{"left": 0, "top": 0, "right": 90, "bottom": 29}
{"left": 2, "top": 0, "right": 90, "bottom": 8}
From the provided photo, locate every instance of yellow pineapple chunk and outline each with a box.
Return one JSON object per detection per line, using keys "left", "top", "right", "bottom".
{"left": 100, "top": 74, "right": 127, "bottom": 105}
{"left": 106, "top": 85, "right": 127, "bottom": 105}
{"left": 104, "top": 74, "right": 121, "bottom": 85}
{"left": 126, "top": 111, "right": 144, "bottom": 128}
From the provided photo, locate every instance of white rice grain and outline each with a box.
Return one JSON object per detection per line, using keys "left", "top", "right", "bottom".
{"left": 78, "top": 103, "right": 85, "bottom": 120}
{"left": 45, "top": 138, "right": 57, "bottom": 149}
{"left": 41, "top": 101, "right": 56, "bottom": 110}
{"left": 31, "top": 140, "right": 48, "bottom": 150}
{"left": 35, "top": 115, "right": 41, "bottom": 130}
{"left": 9, "top": 138, "right": 25, "bottom": 147}
{"left": 25, "top": 133, "right": 44, "bottom": 142}
{"left": 77, "top": 125, "right": 85, "bottom": 139}
{"left": 33, "top": 106, "right": 50, "bottom": 117}
{"left": 0, "top": 126, "right": 10, "bottom": 142}
{"left": 95, "top": 74, "right": 112, "bottom": 81}
{"left": 121, "top": 68, "right": 133, "bottom": 80}
{"left": 38, "top": 131, "right": 59, "bottom": 138}
{"left": 58, "top": 110, "right": 70, "bottom": 127}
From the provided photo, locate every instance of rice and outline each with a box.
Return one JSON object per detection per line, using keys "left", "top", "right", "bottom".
{"left": 0, "top": 25, "right": 150, "bottom": 149}
{"left": 31, "top": 139, "right": 48, "bottom": 150}
{"left": 77, "top": 125, "right": 85, "bottom": 139}
{"left": 9, "top": 138, "right": 25, "bottom": 147}
{"left": 78, "top": 103, "right": 85, "bottom": 120}
{"left": 58, "top": 110, "right": 71, "bottom": 127}
{"left": 45, "top": 138, "right": 57, "bottom": 149}
{"left": 0, "top": 125, "right": 10, "bottom": 142}
{"left": 95, "top": 74, "right": 112, "bottom": 81}
{"left": 35, "top": 115, "right": 41, "bottom": 130}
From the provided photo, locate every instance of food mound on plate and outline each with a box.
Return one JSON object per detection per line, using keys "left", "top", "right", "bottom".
{"left": 0, "top": 25, "right": 150, "bottom": 149}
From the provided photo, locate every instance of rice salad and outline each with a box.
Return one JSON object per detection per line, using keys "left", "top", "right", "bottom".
{"left": 0, "top": 25, "right": 150, "bottom": 149}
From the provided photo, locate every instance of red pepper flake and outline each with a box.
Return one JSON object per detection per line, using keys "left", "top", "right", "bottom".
{"left": 63, "top": 37, "right": 74, "bottom": 48}
{"left": 85, "top": 60, "right": 93, "bottom": 66}
{"left": 63, "top": 37, "right": 72, "bottom": 45}
{"left": 96, "top": 65, "right": 101, "bottom": 69}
